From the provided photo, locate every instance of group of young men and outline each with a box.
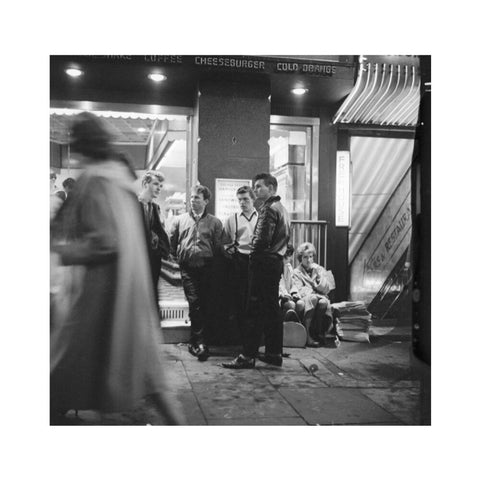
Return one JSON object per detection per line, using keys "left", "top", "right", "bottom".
{"left": 139, "top": 171, "right": 290, "bottom": 369}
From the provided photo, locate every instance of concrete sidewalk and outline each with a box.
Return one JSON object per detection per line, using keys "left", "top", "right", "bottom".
{"left": 54, "top": 327, "right": 429, "bottom": 426}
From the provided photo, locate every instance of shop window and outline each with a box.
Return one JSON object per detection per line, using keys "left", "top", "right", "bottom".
{"left": 269, "top": 119, "right": 317, "bottom": 220}
{"left": 49, "top": 105, "right": 190, "bottom": 231}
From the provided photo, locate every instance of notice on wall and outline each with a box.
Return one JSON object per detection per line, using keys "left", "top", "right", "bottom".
{"left": 335, "top": 151, "right": 351, "bottom": 227}
{"left": 215, "top": 178, "right": 252, "bottom": 224}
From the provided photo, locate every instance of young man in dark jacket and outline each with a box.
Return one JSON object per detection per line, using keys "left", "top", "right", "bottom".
{"left": 138, "top": 171, "right": 170, "bottom": 305}
{"left": 223, "top": 173, "right": 290, "bottom": 369}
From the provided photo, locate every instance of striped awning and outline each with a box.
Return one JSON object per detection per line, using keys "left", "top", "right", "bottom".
{"left": 333, "top": 55, "right": 421, "bottom": 127}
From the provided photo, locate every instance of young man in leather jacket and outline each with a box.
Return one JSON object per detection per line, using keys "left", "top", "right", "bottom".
{"left": 223, "top": 173, "right": 290, "bottom": 369}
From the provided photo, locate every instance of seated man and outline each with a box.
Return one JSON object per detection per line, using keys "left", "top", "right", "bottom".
{"left": 279, "top": 244, "right": 304, "bottom": 323}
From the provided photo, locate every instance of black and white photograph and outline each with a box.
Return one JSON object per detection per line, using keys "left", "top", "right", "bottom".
{"left": 48, "top": 54, "right": 430, "bottom": 426}
{"left": 3, "top": 2, "right": 479, "bottom": 479}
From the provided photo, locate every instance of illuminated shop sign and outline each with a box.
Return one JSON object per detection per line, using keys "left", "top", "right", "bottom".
{"left": 335, "top": 151, "right": 351, "bottom": 227}
{"left": 275, "top": 62, "right": 336, "bottom": 75}
{"left": 194, "top": 56, "right": 266, "bottom": 70}
{"left": 87, "top": 55, "right": 339, "bottom": 76}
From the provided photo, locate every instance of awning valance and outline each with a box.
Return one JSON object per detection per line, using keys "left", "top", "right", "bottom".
{"left": 333, "top": 55, "right": 421, "bottom": 127}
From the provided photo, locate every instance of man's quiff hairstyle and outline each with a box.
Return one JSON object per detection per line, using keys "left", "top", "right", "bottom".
{"left": 236, "top": 185, "right": 255, "bottom": 199}
{"left": 142, "top": 170, "right": 165, "bottom": 187}
{"left": 192, "top": 184, "right": 212, "bottom": 201}
{"left": 253, "top": 172, "right": 278, "bottom": 191}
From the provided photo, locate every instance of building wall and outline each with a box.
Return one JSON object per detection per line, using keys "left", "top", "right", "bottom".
{"left": 196, "top": 77, "right": 271, "bottom": 209}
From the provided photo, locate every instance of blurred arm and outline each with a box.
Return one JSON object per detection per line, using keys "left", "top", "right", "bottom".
{"left": 53, "top": 177, "right": 118, "bottom": 265}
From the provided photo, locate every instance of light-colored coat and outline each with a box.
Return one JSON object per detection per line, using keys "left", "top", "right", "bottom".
{"left": 51, "top": 161, "right": 168, "bottom": 412}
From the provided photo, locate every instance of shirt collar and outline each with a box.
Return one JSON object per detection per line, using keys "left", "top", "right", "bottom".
{"left": 190, "top": 209, "right": 206, "bottom": 220}
{"left": 240, "top": 210, "right": 257, "bottom": 222}
{"left": 263, "top": 195, "right": 281, "bottom": 207}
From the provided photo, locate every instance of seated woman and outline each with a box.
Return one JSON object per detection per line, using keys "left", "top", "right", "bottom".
{"left": 279, "top": 244, "right": 304, "bottom": 323}
{"left": 293, "top": 242, "right": 335, "bottom": 347}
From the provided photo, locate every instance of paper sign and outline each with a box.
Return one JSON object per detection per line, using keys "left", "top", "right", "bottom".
{"left": 335, "top": 151, "right": 351, "bottom": 227}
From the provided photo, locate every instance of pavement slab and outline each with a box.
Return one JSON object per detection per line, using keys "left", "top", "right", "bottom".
{"left": 192, "top": 382, "right": 299, "bottom": 420}
{"left": 261, "top": 371, "right": 328, "bottom": 388}
{"left": 207, "top": 417, "right": 308, "bottom": 426}
{"left": 278, "top": 387, "right": 402, "bottom": 425}
{"left": 184, "top": 362, "right": 267, "bottom": 385}
{"left": 162, "top": 360, "right": 192, "bottom": 390}
{"left": 59, "top": 395, "right": 181, "bottom": 426}
{"left": 176, "top": 390, "right": 208, "bottom": 425}
{"left": 312, "top": 339, "right": 414, "bottom": 383}
{"left": 360, "top": 387, "right": 422, "bottom": 425}
{"left": 52, "top": 338, "right": 427, "bottom": 426}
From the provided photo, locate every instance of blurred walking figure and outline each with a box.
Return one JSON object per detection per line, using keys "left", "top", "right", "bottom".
{"left": 138, "top": 170, "right": 170, "bottom": 305}
{"left": 50, "top": 112, "right": 183, "bottom": 425}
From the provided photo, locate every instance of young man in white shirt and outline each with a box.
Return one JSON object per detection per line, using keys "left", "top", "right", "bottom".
{"left": 222, "top": 185, "right": 258, "bottom": 351}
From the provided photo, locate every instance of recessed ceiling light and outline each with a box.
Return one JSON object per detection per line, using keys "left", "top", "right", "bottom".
{"left": 291, "top": 87, "right": 308, "bottom": 95}
{"left": 65, "top": 68, "right": 83, "bottom": 77}
{"left": 137, "top": 127, "right": 146, "bottom": 132}
{"left": 148, "top": 73, "right": 167, "bottom": 82}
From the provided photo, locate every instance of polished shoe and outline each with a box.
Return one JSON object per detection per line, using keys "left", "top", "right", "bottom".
{"left": 221, "top": 354, "right": 255, "bottom": 369}
{"left": 320, "top": 335, "right": 341, "bottom": 348}
{"left": 197, "top": 343, "right": 209, "bottom": 362}
{"left": 257, "top": 353, "right": 283, "bottom": 367}
{"left": 306, "top": 340, "right": 321, "bottom": 348}
{"left": 188, "top": 343, "right": 200, "bottom": 357}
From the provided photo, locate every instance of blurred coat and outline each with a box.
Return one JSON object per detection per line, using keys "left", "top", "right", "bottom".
{"left": 50, "top": 160, "right": 166, "bottom": 412}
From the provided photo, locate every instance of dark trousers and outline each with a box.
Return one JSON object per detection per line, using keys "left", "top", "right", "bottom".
{"left": 243, "top": 255, "right": 284, "bottom": 357}
{"left": 180, "top": 263, "right": 213, "bottom": 345}
{"left": 229, "top": 252, "right": 250, "bottom": 345}
{"left": 149, "top": 256, "right": 162, "bottom": 307}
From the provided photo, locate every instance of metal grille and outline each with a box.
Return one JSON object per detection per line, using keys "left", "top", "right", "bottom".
{"left": 158, "top": 301, "right": 189, "bottom": 322}
{"left": 290, "top": 220, "right": 328, "bottom": 268}
{"left": 333, "top": 55, "right": 421, "bottom": 127}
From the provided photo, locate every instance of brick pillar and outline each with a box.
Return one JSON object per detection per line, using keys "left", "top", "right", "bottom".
{"left": 196, "top": 76, "right": 271, "bottom": 211}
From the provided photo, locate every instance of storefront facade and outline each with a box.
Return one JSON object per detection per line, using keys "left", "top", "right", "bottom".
{"left": 50, "top": 55, "right": 428, "bottom": 324}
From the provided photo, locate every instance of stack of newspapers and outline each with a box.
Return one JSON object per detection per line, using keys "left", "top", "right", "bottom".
{"left": 331, "top": 301, "right": 372, "bottom": 343}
